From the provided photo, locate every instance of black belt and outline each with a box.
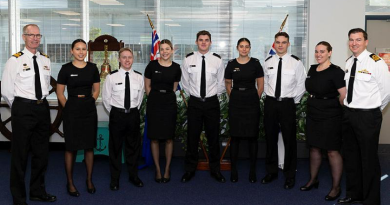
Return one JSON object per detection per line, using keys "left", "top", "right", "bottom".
{"left": 266, "top": 95, "right": 293, "bottom": 102}
{"left": 190, "top": 95, "right": 217, "bottom": 102}
{"left": 69, "top": 94, "right": 92, "bottom": 98}
{"left": 152, "top": 89, "right": 173, "bottom": 93}
{"left": 344, "top": 107, "right": 380, "bottom": 112}
{"left": 112, "top": 106, "right": 137, "bottom": 114}
{"left": 15, "top": 97, "right": 47, "bottom": 105}
{"left": 309, "top": 95, "right": 337, "bottom": 100}
{"left": 232, "top": 87, "right": 255, "bottom": 91}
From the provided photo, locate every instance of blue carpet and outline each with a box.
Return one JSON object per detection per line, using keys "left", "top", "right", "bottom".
{"left": 1, "top": 150, "right": 389, "bottom": 205}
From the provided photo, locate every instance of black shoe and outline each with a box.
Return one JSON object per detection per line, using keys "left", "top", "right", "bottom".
{"left": 300, "top": 180, "right": 319, "bottom": 191}
{"left": 230, "top": 170, "right": 238, "bottom": 183}
{"left": 249, "top": 171, "right": 257, "bottom": 183}
{"left": 337, "top": 197, "right": 362, "bottom": 204}
{"left": 129, "top": 176, "right": 144, "bottom": 187}
{"left": 261, "top": 173, "right": 278, "bottom": 184}
{"left": 86, "top": 180, "right": 96, "bottom": 194}
{"left": 284, "top": 178, "right": 295, "bottom": 189}
{"left": 13, "top": 202, "right": 28, "bottom": 205}
{"left": 67, "top": 184, "right": 80, "bottom": 197}
{"left": 29, "top": 193, "right": 57, "bottom": 202}
{"left": 110, "top": 181, "right": 119, "bottom": 191}
{"left": 325, "top": 189, "right": 341, "bottom": 201}
{"left": 162, "top": 171, "right": 171, "bottom": 183}
{"left": 211, "top": 171, "right": 226, "bottom": 183}
{"left": 181, "top": 172, "right": 195, "bottom": 183}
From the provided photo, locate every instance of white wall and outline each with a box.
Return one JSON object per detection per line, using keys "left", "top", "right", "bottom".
{"left": 307, "top": 0, "right": 366, "bottom": 68}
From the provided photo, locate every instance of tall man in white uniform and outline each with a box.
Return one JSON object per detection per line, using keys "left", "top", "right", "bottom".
{"left": 261, "top": 32, "right": 306, "bottom": 189}
{"left": 181, "top": 30, "right": 226, "bottom": 183}
{"left": 1, "top": 24, "right": 56, "bottom": 205}
{"left": 337, "top": 28, "right": 390, "bottom": 205}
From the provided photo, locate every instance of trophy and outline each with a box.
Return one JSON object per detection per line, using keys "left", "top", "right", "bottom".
{"left": 100, "top": 41, "right": 111, "bottom": 79}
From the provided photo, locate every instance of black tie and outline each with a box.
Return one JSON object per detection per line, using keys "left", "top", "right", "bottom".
{"left": 275, "top": 57, "right": 282, "bottom": 98}
{"left": 200, "top": 56, "right": 206, "bottom": 98}
{"left": 347, "top": 58, "right": 358, "bottom": 104}
{"left": 125, "top": 72, "right": 130, "bottom": 110}
{"left": 32, "top": 56, "right": 42, "bottom": 100}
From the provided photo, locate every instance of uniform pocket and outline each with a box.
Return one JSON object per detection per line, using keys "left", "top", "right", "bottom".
{"left": 19, "top": 70, "right": 35, "bottom": 87}
{"left": 355, "top": 73, "right": 372, "bottom": 81}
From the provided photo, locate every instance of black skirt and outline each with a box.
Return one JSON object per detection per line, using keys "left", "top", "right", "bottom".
{"left": 306, "top": 97, "right": 342, "bottom": 150}
{"left": 228, "top": 89, "right": 260, "bottom": 138}
{"left": 63, "top": 96, "right": 97, "bottom": 151}
{"left": 146, "top": 90, "right": 177, "bottom": 140}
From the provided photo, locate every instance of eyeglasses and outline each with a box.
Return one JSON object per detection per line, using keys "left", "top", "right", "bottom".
{"left": 24, "top": 34, "right": 43, "bottom": 39}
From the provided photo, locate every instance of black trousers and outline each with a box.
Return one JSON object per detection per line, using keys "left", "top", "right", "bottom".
{"left": 109, "top": 107, "right": 141, "bottom": 183}
{"left": 263, "top": 97, "right": 297, "bottom": 178}
{"left": 10, "top": 98, "right": 51, "bottom": 204}
{"left": 342, "top": 108, "right": 382, "bottom": 205}
{"left": 185, "top": 96, "right": 221, "bottom": 173}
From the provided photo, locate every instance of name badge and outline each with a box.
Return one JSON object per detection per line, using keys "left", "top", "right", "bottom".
{"left": 115, "top": 82, "right": 123, "bottom": 85}
{"left": 233, "top": 68, "right": 240, "bottom": 72}
{"left": 23, "top": 68, "right": 31, "bottom": 71}
{"left": 70, "top": 74, "right": 78, "bottom": 77}
{"left": 43, "top": 66, "right": 50, "bottom": 70}
{"left": 155, "top": 71, "right": 162, "bottom": 74}
{"left": 190, "top": 65, "right": 196, "bottom": 67}
{"left": 268, "top": 67, "right": 273, "bottom": 69}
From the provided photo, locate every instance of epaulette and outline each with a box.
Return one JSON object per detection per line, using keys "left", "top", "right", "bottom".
{"left": 252, "top": 57, "right": 259, "bottom": 62}
{"left": 110, "top": 70, "right": 118, "bottom": 75}
{"left": 213, "top": 53, "right": 221, "bottom": 59}
{"left": 12, "top": 51, "right": 24, "bottom": 58}
{"left": 291, "top": 55, "right": 300, "bottom": 61}
{"left": 265, "top": 55, "right": 273, "bottom": 62}
{"left": 40, "top": 52, "right": 49, "bottom": 58}
{"left": 346, "top": 56, "right": 352, "bottom": 62}
{"left": 332, "top": 64, "right": 341, "bottom": 69}
{"left": 186, "top": 52, "right": 194, "bottom": 58}
{"left": 228, "top": 59, "right": 234, "bottom": 62}
{"left": 134, "top": 70, "right": 142, "bottom": 75}
{"left": 370, "top": 54, "right": 381, "bottom": 62}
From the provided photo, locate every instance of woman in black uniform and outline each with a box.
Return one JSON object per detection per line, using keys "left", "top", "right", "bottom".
{"left": 300, "top": 41, "right": 346, "bottom": 201}
{"left": 225, "top": 38, "right": 264, "bottom": 183}
{"left": 144, "top": 39, "right": 181, "bottom": 183}
{"left": 57, "top": 39, "right": 100, "bottom": 196}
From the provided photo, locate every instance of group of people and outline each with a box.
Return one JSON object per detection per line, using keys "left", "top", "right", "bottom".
{"left": 2, "top": 24, "right": 390, "bottom": 205}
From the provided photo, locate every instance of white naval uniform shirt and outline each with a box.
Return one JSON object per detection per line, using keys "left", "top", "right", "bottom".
{"left": 344, "top": 49, "right": 390, "bottom": 110}
{"left": 263, "top": 54, "right": 307, "bottom": 103}
{"left": 181, "top": 51, "right": 225, "bottom": 97}
{"left": 102, "top": 68, "right": 145, "bottom": 112}
{"left": 1, "top": 48, "right": 51, "bottom": 107}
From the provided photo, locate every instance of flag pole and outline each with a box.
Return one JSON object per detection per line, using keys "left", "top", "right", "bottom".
{"left": 279, "top": 14, "right": 289, "bottom": 32}
{"left": 147, "top": 14, "right": 154, "bottom": 30}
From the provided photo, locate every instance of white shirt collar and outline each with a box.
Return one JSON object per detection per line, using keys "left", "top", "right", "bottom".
{"left": 119, "top": 67, "right": 132, "bottom": 75}
{"left": 355, "top": 49, "right": 369, "bottom": 62}
{"left": 22, "top": 47, "right": 40, "bottom": 59}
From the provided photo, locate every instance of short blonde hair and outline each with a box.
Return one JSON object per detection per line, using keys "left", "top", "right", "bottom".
{"left": 118, "top": 47, "right": 133, "bottom": 57}
{"left": 23, "top": 24, "right": 39, "bottom": 34}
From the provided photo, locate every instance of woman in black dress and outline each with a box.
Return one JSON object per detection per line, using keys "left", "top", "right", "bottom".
{"left": 144, "top": 39, "right": 181, "bottom": 183}
{"left": 57, "top": 39, "right": 100, "bottom": 196}
{"left": 300, "top": 41, "right": 346, "bottom": 201}
{"left": 225, "top": 38, "right": 264, "bottom": 183}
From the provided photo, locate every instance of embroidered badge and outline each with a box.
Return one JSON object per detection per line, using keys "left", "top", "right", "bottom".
{"left": 233, "top": 68, "right": 240, "bottom": 72}
{"left": 22, "top": 63, "right": 30, "bottom": 71}
{"left": 43, "top": 66, "right": 50, "bottom": 70}
{"left": 70, "top": 74, "right": 78, "bottom": 77}
{"left": 23, "top": 68, "right": 31, "bottom": 71}
{"left": 268, "top": 67, "right": 273, "bottom": 69}
{"left": 155, "top": 71, "right": 162, "bottom": 73}
{"left": 115, "top": 82, "right": 123, "bottom": 85}
{"left": 358, "top": 69, "right": 371, "bottom": 75}
{"left": 190, "top": 65, "right": 196, "bottom": 67}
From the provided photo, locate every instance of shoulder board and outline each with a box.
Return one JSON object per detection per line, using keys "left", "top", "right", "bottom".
{"left": 265, "top": 55, "right": 273, "bottom": 62}
{"left": 134, "top": 70, "right": 142, "bottom": 75}
{"left": 212, "top": 53, "right": 221, "bottom": 59}
{"left": 228, "top": 59, "right": 234, "bottom": 62}
{"left": 370, "top": 54, "right": 381, "bottom": 62}
{"left": 252, "top": 57, "right": 259, "bottom": 62}
{"left": 12, "top": 51, "right": 24, "bottom": 58}
{"left": 345, "top": 56, "right": 352, "bottom": 62}
{"left": 110, "top": 70, "right": 118, "bottom": 75}
{"left": 332, "top": 64, "right": 341, "bottom": 69}
{"left": 186, "top": 52, "right": 194, "bottom": 58}
{"left": 40, "top": 52, "right": 49, "bottom": 58}
{"left": 291, "top": 55, "right": 300, "bottom": 61}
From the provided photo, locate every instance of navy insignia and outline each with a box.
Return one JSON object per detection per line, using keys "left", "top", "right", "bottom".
{"left": 268, "top": 67, "right": 273, "bottom": 69}
{"left": 43, "top": 66, "right": 50, "bottom": 70}
{"left": 155, "top": 71, "right": 162, "bottom": 73}
{"left": 115, "top": 82, "right": 123, "bottom": 85}
{"left": 40, "top": 52, "right": 49, "bottom": 58}
{"left": 110, "top": 70, "right": 118, "bottom": 75}
{"left": 23, "top": 68, "right": 31, "bottom": 71}
{"left": 12, "top": 51, "right": 24, "bottom": 58}
{"left": 134, "top": 70, "right": 142, "bottom": 75}
{"left": 186, "top": 52, "right": 194, "bottom": 58}
{"left": 212, "top": 53, "right": 221, "bottom": 59}
{"left": 233, "top": 68, "right": 240, "bottom": 72}
{"left": 70, "top": 74, "right": 78, "bottom": 77}
{"left": 370, "top": 54, "right": 381, "bottom": 62}
{"left": 265, "top": 56, "right": 273, "bottom": 62}
{"left": 190, "top": 65, "right": 196, "bottom": 67}
{"left": 291, "top": 55, "right": 300, "bottom": 61}
{"left": 253, "top": 57, "right": 259, "bottom": 62}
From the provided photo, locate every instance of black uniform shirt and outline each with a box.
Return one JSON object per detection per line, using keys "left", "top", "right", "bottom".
{"left": 224, "top": 58, "right": 264, "bottom": 88}
{"left": 305, "top": 64, "right": 345, "bottom": 98}
{"left": 144, "top": 60, "right": 181, "bottom": 91}
{"left": 57, "top": 62, "right": 100, "bottom": 96}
